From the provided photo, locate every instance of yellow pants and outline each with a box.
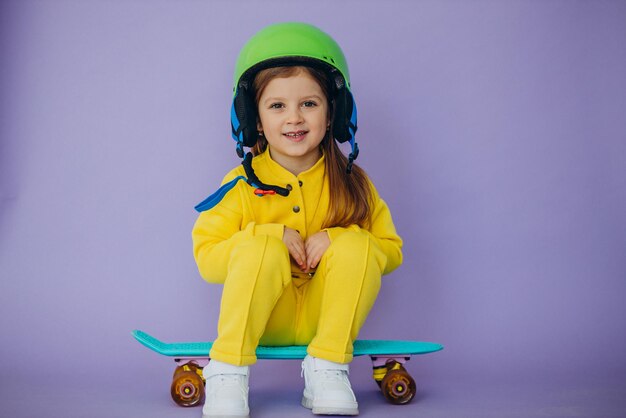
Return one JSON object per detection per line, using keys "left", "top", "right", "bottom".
{"left": 209, "top": 229, "right": 386, "bottom": 366}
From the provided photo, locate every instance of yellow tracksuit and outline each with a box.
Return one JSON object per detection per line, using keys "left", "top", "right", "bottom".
{"left": 192, "top": 150, "right": 402, "bottom": 366}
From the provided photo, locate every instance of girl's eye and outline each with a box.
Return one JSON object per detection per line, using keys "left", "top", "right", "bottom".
{"left": 269, "top": 103, "right": 284, "bottom": 109}
{"left": 302, "top": 101, "right": 317, "bottom": 108}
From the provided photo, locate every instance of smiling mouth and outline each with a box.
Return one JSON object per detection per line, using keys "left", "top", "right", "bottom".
{"left": 283, "top": 130, "right": 308, "bottom": 140}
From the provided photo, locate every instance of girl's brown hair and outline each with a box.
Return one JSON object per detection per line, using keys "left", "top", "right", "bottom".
{"left": 252, "top": 66, "right": 374, "bottom": 229}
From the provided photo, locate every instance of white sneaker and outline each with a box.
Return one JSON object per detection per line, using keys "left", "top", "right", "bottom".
{"left": 301, "top": 355, "right": 359, "bottom": 415}
{"left": 202, "top": 360, "right": 250, "bottom": 418}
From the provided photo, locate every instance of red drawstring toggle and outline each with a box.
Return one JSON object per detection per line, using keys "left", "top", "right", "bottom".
{"left": 254, "top": 189, "right": 276, "bottom": 196}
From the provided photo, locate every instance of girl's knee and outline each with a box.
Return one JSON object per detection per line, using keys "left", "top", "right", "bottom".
{"left": 231, "top": 235, "right": 288, "bottom": 264}
{"left": 228, "top": 235, "right": 291, "bottom": 283}
{"left": 326, "top": 230, "right": 386, "bottom": 274}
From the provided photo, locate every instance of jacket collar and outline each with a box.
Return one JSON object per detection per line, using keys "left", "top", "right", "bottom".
{"left": 259, "top": 148, "right": 326, "bottom": 183}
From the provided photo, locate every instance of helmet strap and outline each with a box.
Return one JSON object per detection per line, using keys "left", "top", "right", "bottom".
{"left": 347, "top": 141, "right": 359, "bottom": 174}
{"left": 241, "top": 152, "right": 290, "bottom": 197}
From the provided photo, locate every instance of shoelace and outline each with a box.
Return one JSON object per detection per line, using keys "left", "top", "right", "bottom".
{"left": 301, "top": 359, "right": 350, "bottom": 380}
{"left": 313, "top": 370, "right": 352, "bottom": 391}
{"left": 215, "top": 374, "right": 245, "bottom": 387}
{"left": 219, "top": 374, "right": 239, "bottom": 383}
{"left": 302, "top": 366, "right": 349, "bottom": 381}
{"left": 319, "top": 370, "right": 346, "bottom": 381}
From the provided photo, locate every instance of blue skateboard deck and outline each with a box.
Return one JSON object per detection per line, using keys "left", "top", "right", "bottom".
{"left": 132, "top": 330, "right": 443, "bottom": 359}
{"left": 133, "top": 330, "right": 443, "bottom": 407}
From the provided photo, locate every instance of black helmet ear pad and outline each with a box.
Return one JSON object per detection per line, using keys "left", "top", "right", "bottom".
{"left": 232, "top": 85, "right": 259, "bottom": 148}
{"left": 332, "top": 86, "right": 357, "bottom": 144}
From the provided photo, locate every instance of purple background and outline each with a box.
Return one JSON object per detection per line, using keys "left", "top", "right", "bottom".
{"left": 1, "top": 1, "right": 625, "bottom": 417}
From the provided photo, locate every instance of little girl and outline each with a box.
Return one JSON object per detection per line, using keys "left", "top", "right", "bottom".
{"left": 192, "top": 22, "right": 402, "bottom": 417}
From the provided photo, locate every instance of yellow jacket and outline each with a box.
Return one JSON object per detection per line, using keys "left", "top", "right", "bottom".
{"left": 192, "top": 150, "right": 403, "bottom": 283}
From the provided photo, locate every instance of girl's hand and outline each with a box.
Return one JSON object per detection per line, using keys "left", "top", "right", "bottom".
{"left": 304, "top": 231, "right": 331, "bottom": 273}
{"left": 283, "top": 227, "right": 307, "bottom": 271}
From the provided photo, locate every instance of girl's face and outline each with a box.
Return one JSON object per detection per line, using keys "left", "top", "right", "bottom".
{"left": 256, "top": 69, "right": 329, "bottom": 173}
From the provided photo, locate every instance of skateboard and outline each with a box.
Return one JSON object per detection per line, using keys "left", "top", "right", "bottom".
{"left": 133, "top": 330, "right": 443, "bottom": 407}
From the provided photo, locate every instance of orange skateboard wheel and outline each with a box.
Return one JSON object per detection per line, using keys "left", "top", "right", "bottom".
{"left": 170, "top": 364, "right": 205, "bottom": 407}
{"left": 380, "top": 362, "right": 416, "bottom": 404}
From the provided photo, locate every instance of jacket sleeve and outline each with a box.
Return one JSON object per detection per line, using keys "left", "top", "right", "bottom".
{"left": 192, "top": 173, "right": 284, "bottom": 284}
{"left": 325, "top": 185, "right": 403, "bottom": 276}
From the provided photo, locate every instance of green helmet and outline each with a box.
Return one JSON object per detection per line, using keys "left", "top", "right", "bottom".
{"left": 230, "top": 22, "right": 358, "bottom": 169}
{"left": 233, "top": 22, "right": 351, "bottom": 95}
